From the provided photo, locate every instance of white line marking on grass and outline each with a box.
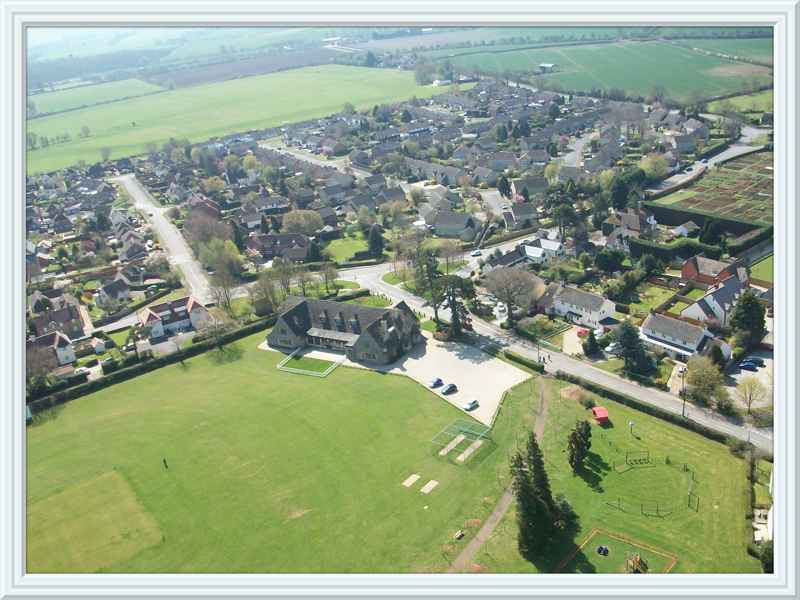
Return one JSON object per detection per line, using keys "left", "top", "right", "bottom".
{"left": 456, "top": 439, "right": 484, "bottom": 463}
{"left": 438, "top": 434, "right": 466, "bottom": 456}
{"left": 402, "top": 474, "right": 421, "bottom": 488}
{"left": 420, "top": 480, "right": 439, "bottom": 494}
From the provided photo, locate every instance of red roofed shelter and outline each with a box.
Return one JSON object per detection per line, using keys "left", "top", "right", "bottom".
{"left": 591, "top": 406, "right": 609, "bottom": 423}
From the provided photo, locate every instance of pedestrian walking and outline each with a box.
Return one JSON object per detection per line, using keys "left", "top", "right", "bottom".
{"left": 163, "top": 457, "right": 169, "bottom": 470}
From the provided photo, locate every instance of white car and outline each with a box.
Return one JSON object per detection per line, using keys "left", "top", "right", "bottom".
{"left": 462, "top": 399, "right": 479, "bottom": 412}
{"left": 470, "top": 249, "right": 482, "bottom": 257}
{"left": 604, "top": 343, "right": 621, "bottom": 355}
{"left": 500, "top": 203, "right": 510, "bottom": 210}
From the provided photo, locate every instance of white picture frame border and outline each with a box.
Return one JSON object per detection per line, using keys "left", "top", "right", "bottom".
{"left": 0, "top": 1, "right": 796, "bottom": 598}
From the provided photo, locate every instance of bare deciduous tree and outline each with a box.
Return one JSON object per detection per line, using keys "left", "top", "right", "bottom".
{"left": 484, "top": 268, "right": 544, "bottom": 323}
{"left": 736, "top": 376, "right": 767, "bottom": 415}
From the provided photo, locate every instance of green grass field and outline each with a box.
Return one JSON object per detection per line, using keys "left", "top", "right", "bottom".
{"left": 325, "top": 232, "right": 369, "bottom": 263}
{"left": 468, "top": 381, "right": 760, "bottom": 573}
{"left": 683, "top": 288, "right": 706, "bottom": 300}
{"left": 283, "top": 354, "right": 334, "bottom": 373}
{"left": 30, "top": 79, "right": 165, "bottom": 115}
{"left": 750, "top": 254, "right": 774, "bottom": 283}
{"left": 627, "top": 284, "right": 676, "bottom": 317}
{"left": 557, "top": 529, "right": 677, "bottom": 573}
{"left": 26, "top": 65, "right": 456, "bottom": 174}
{"left": 678, "top": 38, "right": 773, "bottom": 64}
{"left": 27, "top": 332, "right": 541, "bottom": 573}
{"left": 707, "top": 90, "right": 773, "bottom": 115}
{"left": 443, "top": 41, "right": 772, "bottom": 102}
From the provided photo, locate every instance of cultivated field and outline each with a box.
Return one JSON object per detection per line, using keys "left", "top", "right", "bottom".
{"left": 27, "top": 331, "right": 541, "bottom": 573}
{"left": 466, "top": 381, "right": 761, "bottom": 573}
{"left": 26, "top": 65, "right": 455, "bottom": 174}
{"left": 677, "top": 38, "right": 774, "bottom": 64}
{"left": 29, "top": 79, "right": 165, "bottom": 115}
{"left": 147, "top": 49, "right": 340, "bottom": 88}
{"left": 654, "top": 152, "right": 774, "bottom": 225}
{"left": 440, "top": 41, "right": 772, "bottom": 102}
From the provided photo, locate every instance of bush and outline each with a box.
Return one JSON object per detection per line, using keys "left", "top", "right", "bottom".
{"left": 503, "top": 350, "right": 545, "bottom": 373}
{"left": 579, "top": 396, "right": 596, "bottom": 409}
{"left": 732, "top": 346, "right": 746, "bottom": 362}
{"left": 726, "top": 437, "right": 751, "bottom": 458}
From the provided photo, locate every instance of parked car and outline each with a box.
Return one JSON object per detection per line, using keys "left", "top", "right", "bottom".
{"left": 462, "top": 399, "right": 479, "bottom": 412}
{"left": 429, "top": 377, "right": 444, "bottom": 388}
{"left": 739, "top": 362, "right": 758, "bottom": 372}
{"left": 700, "top": 158, "right": 709, "bottom": 164}
{"left": 442, "top": 383, "right": 458, "bottom": 395}
{"left": 745, "top": 357, "right": 765, "bottom": 367}
{"left": 500, "top": 203, "right": 510, "bottom": 210}
{"left": 75, "top": 367, "right": 90, "bottom": 375}
{"left": 604, "top": 343, "right": 621, "bottom": 355}
{"left": 470, "top": 249, "right": 482, "bottom": 257}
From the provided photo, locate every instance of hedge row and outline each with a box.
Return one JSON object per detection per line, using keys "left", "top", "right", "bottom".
{"left": 553, "top": 371, "right": 735, "bottom": 445}
{"left": 628, "top": 236, "right": 722, "bottom": 262}
{"left": 480, "top": 225, "right": 540, "bottom": 249}
{"left": 26, "top": 371, "right": 88, "bottom": 402}
{"left": 503, "top": 350, "right": 546, "bottom": 373}
{"left": 29, "top": 316, "right": 278, "bottom": 414}
{"left": 729, "top": 226, "right": 773, "bottom": 256}
{"left": 642, "top": 200, "right": 764, "bottom": 233}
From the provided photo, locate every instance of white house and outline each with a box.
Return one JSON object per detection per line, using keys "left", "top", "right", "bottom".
{"left": 548, "top": 285, "right": 615, "bottom": 328}
{"left": 521, "top": 238, "right": 564, "bottom": 263}
{"left": 28, "top": 330, "right": 75, "bottom": 368}
{"left": 138, "top": 296, "right": 211, "bottom": 339}
{"left": 639, "top": 312, "right": 723, "bottom": 361}
{"left": 97, "top": 277, "right": 131, "bottom": 307}
{"left": 680, "top": 271, "right": 748, "bottom": 327}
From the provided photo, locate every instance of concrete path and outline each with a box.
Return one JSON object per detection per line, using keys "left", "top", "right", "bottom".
{"left": 446, "top": 383, "right": 550, "bottom": 573}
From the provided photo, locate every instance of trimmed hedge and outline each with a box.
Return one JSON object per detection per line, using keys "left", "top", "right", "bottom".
{"left": 333, "top": 288, "right": 371, "bottom": 302}
{"left": 554, "top": 371, "right": 734, "bottom": 446}
{"left": 628, "top": 236, "right": 722, "bottom": 262}
{"left": 480, "top": 225, "right": 540, "bottom": 248}
{"left": 503, "top": 350, "right": 546, "bottom": 373}
{"left": 29, "top": 316, "right": 278, "bottom": 414}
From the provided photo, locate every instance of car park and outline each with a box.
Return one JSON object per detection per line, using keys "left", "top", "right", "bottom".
{"left": 429, "top": 377, "right": 443, "bottom": 388}
{"left": 441, "top": 383, "right": 458, "bottom": 395}
{"left": 462, "top": 399, "right": 479, "bottom": 412}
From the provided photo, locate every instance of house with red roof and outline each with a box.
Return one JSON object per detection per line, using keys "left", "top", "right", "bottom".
{"left": 138, "top": 296, "right": 211, "bottom": 339}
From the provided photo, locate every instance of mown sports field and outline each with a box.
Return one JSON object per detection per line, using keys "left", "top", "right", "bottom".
{"left": 26, "top": 331, "right": 536, "bottom": 573}
{"left": 466, "top": 381, "right": 760, "bottom": 574}
{"left": 26, "top": 65, "right": 458, "bottom": 174}
{"left": 27, "top": 331, "right": 758, "bottom": 574}
{"left": 436, "top": 41, "right": 772, "bottom": 102}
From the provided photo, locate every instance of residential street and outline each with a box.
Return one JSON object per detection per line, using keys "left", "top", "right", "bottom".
{"left": 259, "top": 140, "right": 372, "bottom": 180}
{"left": 337, "top": 260, "right": 773, "bottom": 453}
{"left": 112, "top": 174, "right": 214, "bottom": 305}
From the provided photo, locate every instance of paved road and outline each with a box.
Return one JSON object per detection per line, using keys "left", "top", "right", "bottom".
{"left": 112, "top": 174, "right": 214, "bottom": 305}
{"left": 337, "top": 260, "right": 773, "bottom": 453}
{"left": 259, "top": 140, "right": 372, "bottom": 180}
{"left": 562, "top": 131, "right": 594, "bottom": 168}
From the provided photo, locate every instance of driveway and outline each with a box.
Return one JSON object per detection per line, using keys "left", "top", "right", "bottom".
{"left": 561, "top": 326, "right": 584, "bottom": 356}
{"left": 728, "top": 349, "right": 774, "bottom": 410}
{"left": 262, "top": 333, "right": 531, "bottom": 427}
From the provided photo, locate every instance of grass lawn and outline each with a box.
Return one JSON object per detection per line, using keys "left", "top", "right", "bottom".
{"left": 685, "top": 38, "right": 773, "bottom": 64}
{"left": 420, "top": 319, "right": 438, "bottom": 333}
{"left": 595, "top": 357, "right": 624, "bottom": 375}
{"left": 655, "top": 189, "right": 697, "bottom": 206}
{"left": 31, "top": 79, "right": 165, "bottom": 114}
{"left": 708, "top": 89, "right": 774, "bottom": 114}
{"left": 27, "top": 332, "right": 542, "bottom": 573}
{"left": 107, "top": 328, "right": 131, "bottom": 348}
{"left": 282, "top": 355, "right": 335, "bottom": 374}
{"left": 684, "top": 288, "right": 706, "bottom": 300}
{"left": 750, "top": 254, "right": 773, "bottom": 283}
{"left": 557, "top": 529, "right": 676, "bottom": 573}
{"left": 627, "top": 284, "right": 676, "bottom": 317}
{"left": 27, "top": 65, "right": 455, "bottom": 174}
{"left": 469, "top": 380, "right": 760, "bottom": 573}
{"left": 382, "top": 271, "right": 405, "bottom": 286}
{"left": 668, "top": 300, "right": 692, "bottom": 316}
{"left": 753, "top": 482, "right": 771, "bottom": 509}
{"left": 346, "top": 294, "right": 393, "bottom": 308}
{"left": 325, "top": 232, "right": 368, "bottom": 263}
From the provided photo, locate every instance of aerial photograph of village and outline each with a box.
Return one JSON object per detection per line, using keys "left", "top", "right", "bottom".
{"left": 25, "top": 25, "right": 775, "bottom": 575}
